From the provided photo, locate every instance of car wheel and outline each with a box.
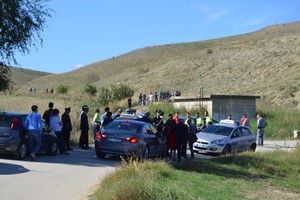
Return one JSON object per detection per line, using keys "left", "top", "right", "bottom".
{"left": 142, "top": 146, "right": 150, "bottom": 160}
{"left": 96, "top": 151, "right": 106, "bottom": 159}
{"left": 15, "top": 141, "right": 27, "bottom": 160}
{"left": 47, "top": 141, "right": 58, "bottom": 156}
{"left": 249, "top": 143, "right": 256, "bottom": 152}
{"left": 222, "top": 144, "right": 231, "bottom": 155}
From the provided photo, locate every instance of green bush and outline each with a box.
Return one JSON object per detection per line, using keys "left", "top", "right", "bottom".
{"left": 83, "top": 84, "right": 97, "bottom": 96}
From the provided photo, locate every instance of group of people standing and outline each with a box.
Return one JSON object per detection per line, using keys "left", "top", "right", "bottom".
{"left": 139, "top": 110, "right": 212, "bottom": 162}
{"left": 24, "top": 102, "right": 73, "bottom": 161}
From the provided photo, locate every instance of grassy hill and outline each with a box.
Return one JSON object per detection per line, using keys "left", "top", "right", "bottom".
{"left": 15, "top": 21, "right": 300, "bottom": 108}
{"left": 9, "top": 66, "right": 51, "bottom": 89}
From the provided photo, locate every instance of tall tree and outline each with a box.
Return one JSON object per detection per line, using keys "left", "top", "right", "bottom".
{"left": 0, "top": 0, "right": 51, "bottom": 91}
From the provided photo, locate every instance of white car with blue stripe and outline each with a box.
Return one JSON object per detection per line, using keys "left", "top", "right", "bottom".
{"left": 193, "top": 120, "right": 256, "bottom": 155}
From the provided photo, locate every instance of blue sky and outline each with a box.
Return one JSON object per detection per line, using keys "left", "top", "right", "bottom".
{"left": 14, "top": 0, "right": 300, "bottom": 74}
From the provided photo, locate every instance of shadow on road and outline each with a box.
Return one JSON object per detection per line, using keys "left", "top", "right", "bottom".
{"left": 0, "top": 146, "right": 122, "bottom": 168}
{"left": 0, "top": 162, "right": 30, "bottom": 175}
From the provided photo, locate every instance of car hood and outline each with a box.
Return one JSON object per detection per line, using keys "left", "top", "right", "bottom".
{"left": 196, "top": 132, "right": 228, "bottom": 142}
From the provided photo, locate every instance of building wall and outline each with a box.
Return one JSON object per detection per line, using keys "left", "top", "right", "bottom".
{"left": 174, "top": 100, "right": 212, "bottom": 114}
{"left": 212, "top": 98, "right": 257, "bottom": 121}
{"left": 173, "top": 96, "right": 258, "bottom": 121}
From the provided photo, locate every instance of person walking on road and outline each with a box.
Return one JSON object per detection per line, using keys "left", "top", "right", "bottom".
{"left": 256, "top": 113, "right": 267, "bottom": 146}
{"left": 80, "top": 105, "right": 90, "bottom": 150}
{"left": 24, "top": 105, "right": 43, "bottom": 161}
{"left": 62, "top": 107, "right": 72, "bottom": 151}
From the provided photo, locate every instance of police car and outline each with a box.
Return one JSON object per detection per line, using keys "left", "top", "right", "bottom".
{"left": 193, "top": 119, "right": 256, "bottom": 155}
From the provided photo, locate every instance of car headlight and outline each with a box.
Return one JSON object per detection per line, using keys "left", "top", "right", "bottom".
{"left": 211, "top": 139, "right": 223, "bottom": 144}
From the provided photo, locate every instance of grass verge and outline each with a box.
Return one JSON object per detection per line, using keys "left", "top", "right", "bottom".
{"left": 90, "top": 147, "right": 300, "bottom": 200}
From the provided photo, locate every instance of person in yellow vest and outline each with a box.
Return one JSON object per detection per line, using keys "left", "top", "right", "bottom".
{"left": 195, "top": 112, "right": 202, "bottom": 131}
{"left": 201, "top": 111, "right": 212, "bottom": 129}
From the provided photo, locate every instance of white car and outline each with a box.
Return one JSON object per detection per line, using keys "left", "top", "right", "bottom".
{"left": 193, "top": 120, "right": 256, "bottom": 155}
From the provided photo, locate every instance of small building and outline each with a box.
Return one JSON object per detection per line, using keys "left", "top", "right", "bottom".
{"left": 173, "top": 94, "right": 260, "bottom": 121}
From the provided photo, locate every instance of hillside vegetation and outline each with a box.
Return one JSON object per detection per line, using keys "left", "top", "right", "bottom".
{"left": 9, "top": 66, "right": 51, "bottom": 89}
{"left": 15, "top": 21, "right": 300, "bottom": 108}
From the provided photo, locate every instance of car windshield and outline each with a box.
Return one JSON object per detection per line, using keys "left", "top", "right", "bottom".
{"left": 105, "top": 121, "right": 141, "bottom": 133}
{"left": 203, "top": 125, "right": 234, "bottom": 136}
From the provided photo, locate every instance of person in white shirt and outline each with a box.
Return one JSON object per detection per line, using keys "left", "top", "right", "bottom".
{"left": 50, "top": 109, "right": 69, "bottom": 155}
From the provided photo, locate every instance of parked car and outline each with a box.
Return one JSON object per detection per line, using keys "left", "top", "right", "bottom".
{"left": 0, "top": 112, "right": 58, "bottom": 160}
{"left": 95, "top": 119, "right": 167, "bottom": 159}
{"left": 193, "top": 119, "right": 256, "bottom": 155}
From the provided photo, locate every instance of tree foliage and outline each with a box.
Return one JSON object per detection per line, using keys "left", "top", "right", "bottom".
{"left": 83, "top": 84, "right": 97, "bottom": 96}
{"left": 0, "top": 0, "right": 51, "bottom": 91}
{"left": 57, "top": 84, "right": 69, "bottom": 95}
{"left": 98, "top": 84, "right": 134, "bottom": 106}
{"left": 0, "top": 65, "right": 12, "bottom": 91}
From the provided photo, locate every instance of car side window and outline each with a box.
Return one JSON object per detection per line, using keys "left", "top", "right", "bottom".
{"left": 241, "top": 127, "right": 251, "bottom": 136}
{"left": 232, "top": 128, "right": 242, "bottom": 138}
{"left": 149, "top": 124, "right": 158, "bottom": 134}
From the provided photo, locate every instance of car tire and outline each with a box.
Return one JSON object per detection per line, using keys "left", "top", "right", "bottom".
{"left": 47, "top": 141, "right": 58, "bottom": 156}
{"left": 249, "top": 143, "right": 256, "bottom": 152}
{"left": 142, "top": 146, "right": 149, "bottom": 160}
{"left": 96, "top": 151, "right": 106, "bottom": 159}
{"left": 15, "top": 141, "right": 27, "bottom": 160}
{"left": 222, "top": 144, "right": 231, "bottom": 155}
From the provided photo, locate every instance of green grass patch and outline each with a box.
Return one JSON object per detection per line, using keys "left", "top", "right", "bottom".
{"left": 90, "top": 147, "right": 300, "bottom": 200}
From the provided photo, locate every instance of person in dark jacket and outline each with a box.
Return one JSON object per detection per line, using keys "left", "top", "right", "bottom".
{"left": 101, "top": 112, "right": 113, "bottom": 128}
{"left": 79, "top": 105, "right": 90, "bottom": 150}
{"left": 42, "top": 102, "right": 54, "bottom": 126}
{"left": 175, "top": 120, "right": 189, "bottom": 162}
{"left": 62, "top": 107, "right": 72, "bottom": 151}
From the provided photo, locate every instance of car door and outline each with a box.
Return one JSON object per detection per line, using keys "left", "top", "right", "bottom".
{"left": 230, "top": 128, "right": 243, "bottom": 152}
{"left": 240, "top": 127, "right": 255, "bottom": 151}
{"left": 143, "top": 124, "right": 159, "bottom": 157}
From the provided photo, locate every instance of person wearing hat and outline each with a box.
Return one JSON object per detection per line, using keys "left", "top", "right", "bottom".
{"left": 62, "top": 107, "right": 72, "bottom": 151}
{"left": 80, "top": 105, "right": 90, "bottom": 149}
{"left": 152, "top": 110, "right": 164, "bottom": 132}
{"left": 50, "top": 109, "right": 69, "bottom": 155}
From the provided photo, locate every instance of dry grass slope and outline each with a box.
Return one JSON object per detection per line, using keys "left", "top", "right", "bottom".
{"left": 14, "top": 21, "right": 300, "bottom": 109}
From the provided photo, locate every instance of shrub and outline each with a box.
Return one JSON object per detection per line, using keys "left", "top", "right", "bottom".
{"left": 83, "top": 84, "right": 97, "bottom": 96}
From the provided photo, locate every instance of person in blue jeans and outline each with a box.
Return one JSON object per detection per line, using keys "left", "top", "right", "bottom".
{"left": 24, "top": 105, "right": 43, "bottom": 161}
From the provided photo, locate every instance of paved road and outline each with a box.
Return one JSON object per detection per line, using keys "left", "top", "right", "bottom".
{"left": 1, "top": 140, "right": 299, "bottom": 200}
{"left": 0, "top": 147, "right": 117, "bottom": 200}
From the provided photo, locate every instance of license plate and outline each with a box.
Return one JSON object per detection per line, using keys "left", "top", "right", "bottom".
{"left": 107, "top": 138, "right": 122, "bottom": 143}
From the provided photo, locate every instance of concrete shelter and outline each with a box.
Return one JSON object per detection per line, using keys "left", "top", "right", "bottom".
{"left": 173, "top": 95, "right": 260, "bottom": 121}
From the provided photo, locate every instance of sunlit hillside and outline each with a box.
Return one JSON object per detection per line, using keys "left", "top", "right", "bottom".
{"left": 14, "top": 21, "right": 300, "bottom": 108}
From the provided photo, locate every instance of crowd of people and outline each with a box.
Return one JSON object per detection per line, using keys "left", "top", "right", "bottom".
{"left": 137, "top": 90, "right": 182, "bottom": 106}
{"left": 23, "top": 101, "right": 267, "bottom": 161}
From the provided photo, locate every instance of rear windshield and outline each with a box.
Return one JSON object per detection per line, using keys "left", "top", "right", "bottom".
{"left": 0, "top": 115, "right": 13, "bottom": 127}
{"left": 105, "top": 121, "right": 141, "bottom": 133}
{"left": 203, "top": 125, "right": 234, "bottom": 136}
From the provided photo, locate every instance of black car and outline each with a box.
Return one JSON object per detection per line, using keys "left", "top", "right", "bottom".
{"left": 95, "top": 119, "right": 168, "bottom": 159}
{"left": 0, "top": 112, "right": 58, "bottom": 159}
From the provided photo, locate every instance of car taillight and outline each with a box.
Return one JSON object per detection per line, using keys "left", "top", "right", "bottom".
{"left": 11, "top": 117, "right": 19, "bottom": 129}
{"left": 96, "top": 133, "right": 106, "bottom": 140}
{"left": 125, "top": 137, "right": 139, "bottom": 143}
